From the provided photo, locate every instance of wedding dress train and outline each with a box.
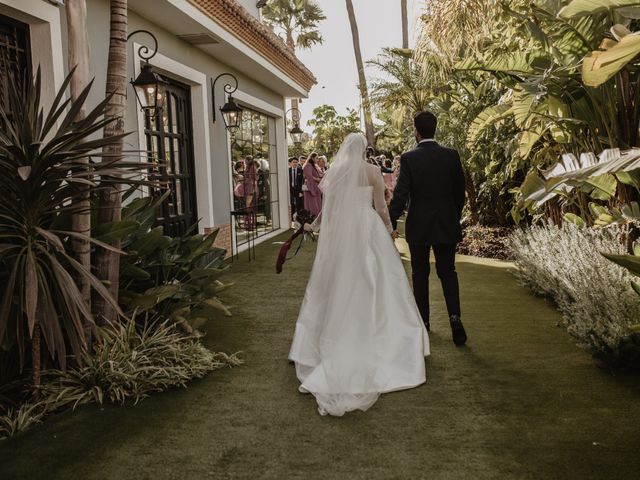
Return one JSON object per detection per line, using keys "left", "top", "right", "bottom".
{"left": 289, "top": 133, "right": 430, "bottom": 417}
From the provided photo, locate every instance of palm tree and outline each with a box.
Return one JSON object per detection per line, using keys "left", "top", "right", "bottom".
{"left": 345, "top": 0, "right": 375, "bottom": 147}
{"left": 94, "top": 0, "right": 128, "bottom": 324}
{"left": 401, "top": 0, "right": 409, "bottom": 49}
{"left": 262, "top": 0, "right": 326, "bottom": 51}
{"left": 419, "top": 0, "right": 498, "bottom": 63}
{"left": 369, "top": 48, "right": 436, "bottom": 128}
{"left": 262, "top": 0, "right": 325, "bottom": 112}
{"left": 65, "top": 0, "right": 92, "bottom": 322}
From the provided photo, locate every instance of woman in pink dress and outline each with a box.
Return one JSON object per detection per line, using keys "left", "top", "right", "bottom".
{"left": 303, "top": 154, "right": 323, "bottom": 216}
{"left": 243, "top": 156, "right": 258, "bottom": 229}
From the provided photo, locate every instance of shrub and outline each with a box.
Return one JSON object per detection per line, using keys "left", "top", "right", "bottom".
{"left": 508, "top": 223, "right": 640, "bottom": 366}
{"left": 457, "top": 225, "right": 512, "bottom": 260}
{"left": 0, "top": 318, "right": 241, "bottom": 440}
{"left": 0, "top": 403, "right": 45, "bottom": 439}
{"left": 39, "top": 318, "right": 241, "bottom": 408}
{"left": 104, "top": 194, "right": 233, "bottom": 333}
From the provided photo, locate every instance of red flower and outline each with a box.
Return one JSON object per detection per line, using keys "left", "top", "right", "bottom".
{"left": 276, "top": 209, "right": 317, "bottom": 274}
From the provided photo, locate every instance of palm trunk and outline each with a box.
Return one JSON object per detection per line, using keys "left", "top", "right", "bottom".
{"left": 65, "top": 0, "right": 92, "bottom": 330}
{"left": 401, "top": 0, "right": 409, "bottom": 49}
{"left": 345, "top": 0, "right": 375, "bottom": 147}
{"left": 94, "top": 0, "right": 128, "bottom": 324}
{"left": 32, "top": 323, "right": 41, "bottom": 390}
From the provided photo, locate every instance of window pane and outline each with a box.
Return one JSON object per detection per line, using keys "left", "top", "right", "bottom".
{"left": 175, "top": 179, "right": 183, "bottom": 215}
{"left": 173, "top": 138, "right": 181, "bottom": 174}
{"left": 164, "top": 136, "right": 172, "bottom": 174}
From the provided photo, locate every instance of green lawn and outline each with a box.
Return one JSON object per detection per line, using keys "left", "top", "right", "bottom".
{"left": 1, "top": 230, "right": 640, "bottom": 479}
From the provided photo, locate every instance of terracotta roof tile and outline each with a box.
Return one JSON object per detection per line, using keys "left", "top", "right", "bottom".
{"left": 188, "top": 0, "right": 317, "bottom": 92}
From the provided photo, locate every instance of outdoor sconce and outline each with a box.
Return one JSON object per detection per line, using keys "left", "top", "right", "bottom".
{"left": 286, "top": 107, "right": 304, "bottom": 146}
{"left": 127, "top": 29, "right": 168, "bottom": 114}
{"left": 212, "top": 73, "right": 243, "bottom": 132}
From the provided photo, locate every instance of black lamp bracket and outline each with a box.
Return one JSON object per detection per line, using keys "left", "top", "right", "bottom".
{"left": 286, "top": 107, "right": 301, "bottom": 124}
{"left": 212, "top": 73, "right": 240, "bottom": 123}
{"left": 127, "top": 29, "right": 159, "bottom": 62}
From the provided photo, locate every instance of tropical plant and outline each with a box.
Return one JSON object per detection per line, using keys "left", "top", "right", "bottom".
{"left": 0, "top": 66, "right": 145, "bottom": 387}
{"left": 262, "top": 0, "right": 326, "bottom": 113}
{"left": 419, "top": 0, "right": 499, "bottom": 63}
{"left": 39, "top": 318, "right": 241, "bottom": 409}
{"left": 1, "top": 317, "right": 242, "bottom": 439}
{"left": 0, "top": 403, "right": 44, "bottom": 439}
{"left": 369, "top": 48, "right": 434, "bottom": 130}
{"left": 559, "top": 0, "right": 640, "bottom": 87}
{"left": 306, "top": 104, "right": 361, "bottom": 157}
{"left": 262, "top": 0, "right": 326, "bottom": 51}
{"left": 414, "top": 0, "right": 640, "bottom": 226}
{"left": 109, "top": 193, "right": 233, "bottom": 333}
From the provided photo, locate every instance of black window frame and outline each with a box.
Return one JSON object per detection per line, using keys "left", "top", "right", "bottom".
{"left": 0, "top": 13, "right": 31, "bottom": 119}
{"left": 144, "top": 76, "right": 198, "bottom": 237}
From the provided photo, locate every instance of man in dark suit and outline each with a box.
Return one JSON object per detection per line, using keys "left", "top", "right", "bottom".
{"left": 289, "top": 157, "right": 304, "bottom": 221}
{"left": 389, "top": 111, "right": 467, "bottom": 346}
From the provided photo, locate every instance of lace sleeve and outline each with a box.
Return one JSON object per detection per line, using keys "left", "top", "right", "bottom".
{"left": 369, "top": 166, "right": 393, "bottom": 234}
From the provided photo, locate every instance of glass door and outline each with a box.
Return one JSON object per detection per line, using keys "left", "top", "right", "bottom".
{"left": 145, "top": 78, "right": 198, "bottom": 237}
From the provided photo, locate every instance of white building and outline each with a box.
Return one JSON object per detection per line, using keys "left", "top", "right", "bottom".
{"left": 0, "top": 0, "right": 316, "bottom": 254}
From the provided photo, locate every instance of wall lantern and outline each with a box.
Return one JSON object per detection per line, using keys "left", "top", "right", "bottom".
{"left": 212, "top": 73, "right": 243, "bottom": 132}
{"left": 286, "top": 107, "right": 304, "bottom": 146}
{"left": 127, "top": 29, "right": 168, "bottom": 114}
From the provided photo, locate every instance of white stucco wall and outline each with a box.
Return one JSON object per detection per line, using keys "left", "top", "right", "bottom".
{"left": 0, "top": 0, "right": 296, "bottom": 244}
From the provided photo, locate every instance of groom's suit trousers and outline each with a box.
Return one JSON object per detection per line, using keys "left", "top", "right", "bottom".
{"left": 408, "top": 243, "right": 461, "bottom": 322}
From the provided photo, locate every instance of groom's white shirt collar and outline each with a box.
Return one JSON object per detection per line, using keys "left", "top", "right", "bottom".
{"left": 418, "top": 138, "right": 436, "bottom": 144}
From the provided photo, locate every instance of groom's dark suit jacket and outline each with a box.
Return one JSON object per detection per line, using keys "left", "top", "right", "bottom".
{"left": 389, "top": 141, "right": 466, "bottom": 245}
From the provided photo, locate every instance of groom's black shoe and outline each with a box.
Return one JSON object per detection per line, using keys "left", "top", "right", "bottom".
{"left": 449, "top": 315, "right": 467, "bottom": 346}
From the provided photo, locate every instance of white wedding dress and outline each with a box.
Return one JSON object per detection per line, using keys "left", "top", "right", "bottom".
{"left": 289, "top": 133, "right": 430, "bottom": 417}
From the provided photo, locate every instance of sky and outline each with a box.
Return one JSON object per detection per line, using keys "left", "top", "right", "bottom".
{"left": 294, "top": 0, "right": 424, "bottom": 129}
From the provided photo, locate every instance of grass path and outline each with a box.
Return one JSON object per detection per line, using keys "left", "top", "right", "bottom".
{"left": 1, "top": 231, "right": 640, "bottom": 479}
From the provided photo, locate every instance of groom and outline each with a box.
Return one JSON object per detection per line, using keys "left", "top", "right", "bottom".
{"left": 389, "top": 111, "right": 467, "bottom": 346}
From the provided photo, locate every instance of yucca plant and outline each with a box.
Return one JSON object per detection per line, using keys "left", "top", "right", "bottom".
{"left": 0, "top": 65, "right": 145, "bottom": 388}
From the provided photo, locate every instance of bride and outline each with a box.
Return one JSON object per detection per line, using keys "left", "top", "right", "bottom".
{"left": 289, "top": 133, "right": 430, "bottom": 417}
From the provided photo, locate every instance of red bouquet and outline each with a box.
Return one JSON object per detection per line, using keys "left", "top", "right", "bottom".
{"left": 276, "top": 210, "right": 317, "bottom": 274}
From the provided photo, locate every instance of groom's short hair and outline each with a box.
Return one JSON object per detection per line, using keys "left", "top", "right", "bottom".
{"left": 414, "top": 111, "right": 437, "bottom": 139}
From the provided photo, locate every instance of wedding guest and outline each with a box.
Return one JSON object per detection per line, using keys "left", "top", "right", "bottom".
{"left": 289, "top": 157, "right": 304, "bottom": 221}
{"left": 233, "top": 160, "right": 245, "bottom": 210}
{"left": 379, "top": 157, "right": 394, "bottom": 174}
{"left": 243, "top": 155, "right": 258, "bottom": 229}
{"left": 383, "top": 158, "right": 397, "bottom": 191}
{"left": 257, "top": 156, "right": 271, "bottom": 224}
{"left": 366, "top": 146, "right": 375, "bottom": 158}
{"left": 303, "top": 153, "right": 323, "bottom": 216}
{"left": 317, "top": 155, "right": 328, "bottom": 173}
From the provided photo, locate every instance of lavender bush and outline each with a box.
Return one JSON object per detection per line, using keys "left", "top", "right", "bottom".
{"left": 508, "top": 223, "right": 640, "bottom": 366}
